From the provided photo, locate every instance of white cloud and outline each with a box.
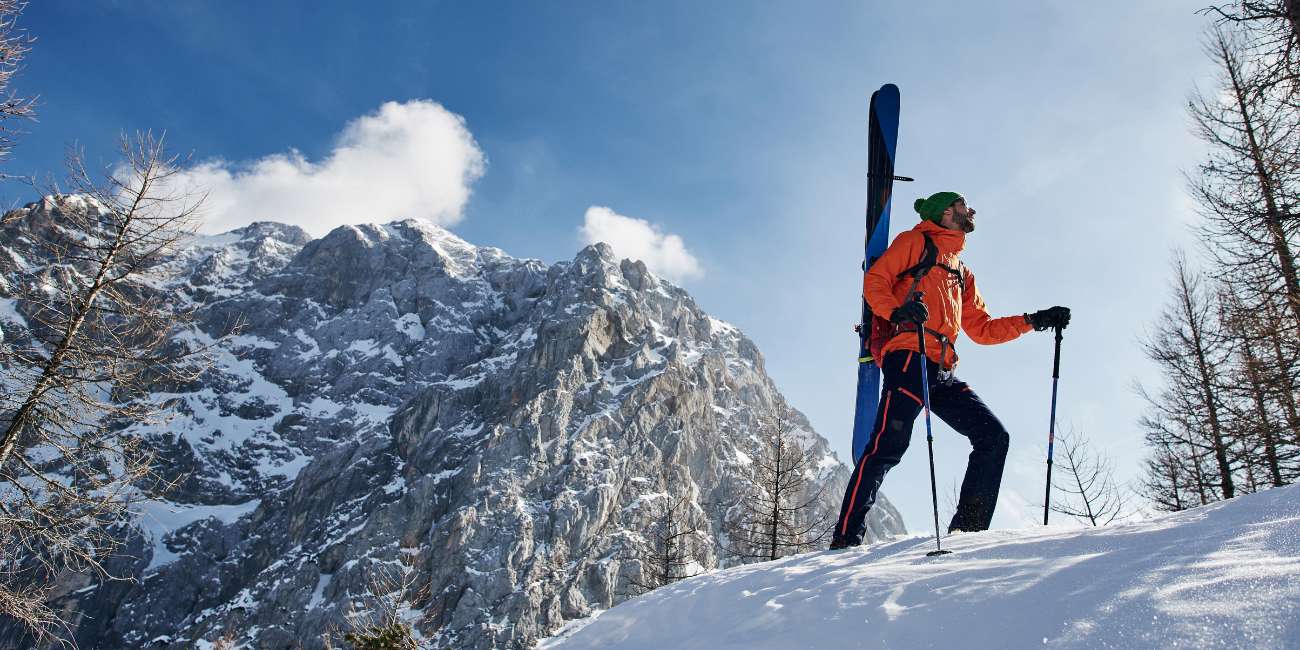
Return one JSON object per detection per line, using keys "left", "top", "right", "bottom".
{"left": 579, "top": 206, "right": 703, "bottom": 283}
{"left": 175, "top": 100, "right": 485, "bottom": 236}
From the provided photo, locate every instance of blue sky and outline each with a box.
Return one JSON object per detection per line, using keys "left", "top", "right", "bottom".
{"left": 6, "top": 1, "right": 1217, "bottom": 530}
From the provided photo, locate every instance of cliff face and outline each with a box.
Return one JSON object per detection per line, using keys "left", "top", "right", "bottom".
{"left": 0, "top": 197, "right": 904, "bottom": 649}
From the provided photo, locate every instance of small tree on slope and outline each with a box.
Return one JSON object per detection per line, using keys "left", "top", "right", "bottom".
{"left": 1048, "top": 429, "right": 1128, "bottom": 526}
{"left": 625, "top": 489, "right": 705, "bottom": 595}
{"left": 1138, "top": 254, "right": 1238, "bottom": 510}
{"left": 725, "top": 405, "right": 828, "bottom": 562}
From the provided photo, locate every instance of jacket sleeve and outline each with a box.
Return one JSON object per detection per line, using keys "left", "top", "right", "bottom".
{"left": 863, "top": 231, "right": 921, "bottom": 317}
{"left": 961, "top": 269, "right": 1033, "bottom": 345}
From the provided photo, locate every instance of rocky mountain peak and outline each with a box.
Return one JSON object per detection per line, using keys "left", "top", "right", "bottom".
{"left": 228, "top": 220, "right": 312, "bottom": 246}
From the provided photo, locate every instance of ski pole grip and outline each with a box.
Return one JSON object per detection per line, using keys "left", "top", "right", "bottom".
{"left": 1052, "top": 326, "right": 1062, "bottom": 379}
{"left": 909, "top": 292, "right": 926, "bottom": 325}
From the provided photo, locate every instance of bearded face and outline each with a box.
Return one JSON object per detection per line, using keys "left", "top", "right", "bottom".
{"left": 943, "top": 199, "right": 976, "bottom": 233}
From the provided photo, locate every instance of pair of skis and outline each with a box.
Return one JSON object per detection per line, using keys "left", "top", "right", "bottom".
{"left": 851, "top": 84, "right": 901, "bottom": 464}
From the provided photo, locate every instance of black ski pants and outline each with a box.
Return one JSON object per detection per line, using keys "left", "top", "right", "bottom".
{"left": 833, "top": 349, "right": 1011, "bottom": 546}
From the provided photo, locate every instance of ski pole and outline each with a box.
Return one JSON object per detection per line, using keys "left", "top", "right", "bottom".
{"left": 912, "top": 293, "right": 951, "bottom": 557}
{"left": 1042, "top": 325, "right": 1064, "bottom": 525}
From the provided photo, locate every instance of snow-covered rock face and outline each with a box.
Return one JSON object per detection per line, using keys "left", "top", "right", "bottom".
{"left": 0, "top": 197, "right": 904, "bottom": 649}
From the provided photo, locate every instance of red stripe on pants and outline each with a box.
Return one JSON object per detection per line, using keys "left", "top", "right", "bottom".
{"left": 840, "top": 391, "right": 893, "bottom": 536}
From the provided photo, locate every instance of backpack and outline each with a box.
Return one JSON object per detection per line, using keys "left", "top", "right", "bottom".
{"left": 863, "top": 233, "right": 968, "bottom": 368}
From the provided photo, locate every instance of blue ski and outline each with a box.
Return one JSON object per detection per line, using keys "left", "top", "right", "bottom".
{"left": 851, "top": 84, "right": 902, "bottom": 462}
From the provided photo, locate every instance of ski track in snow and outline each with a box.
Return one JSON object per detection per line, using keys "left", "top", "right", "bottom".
{"left": 548, "top": 485, "right": 1300, "bottom": 649}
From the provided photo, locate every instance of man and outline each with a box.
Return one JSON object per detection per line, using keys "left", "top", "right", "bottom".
{"left": 830, "top": 191, "right": 1069, "bottom": 549}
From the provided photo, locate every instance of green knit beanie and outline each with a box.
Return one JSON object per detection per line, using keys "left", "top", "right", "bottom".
{"left": 913, "top": 191, "right": 964, "bottom": 223}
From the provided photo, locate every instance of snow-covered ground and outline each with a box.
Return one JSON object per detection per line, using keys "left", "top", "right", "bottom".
{"left": 544, "top": 485, "right": 1300, "bottom": 649}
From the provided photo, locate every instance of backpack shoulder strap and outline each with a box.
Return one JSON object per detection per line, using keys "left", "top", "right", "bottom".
{"left": 936, "top": 258, "right": 969, "bottom": 295}
{"left": 897, "top": 232, "right": 970, "bottom": 296}
{"left": 897, "top": 233, "right": 938, "bottom": 281}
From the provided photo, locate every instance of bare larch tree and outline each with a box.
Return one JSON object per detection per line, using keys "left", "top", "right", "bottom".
{"left": 1202, "top": 1, "right": 1300, "bottom": 102}
{"left": 1219, "top": 287, "right": 1300, "bottom": 487}
{"left": 1142, "top": 434, "right": 1194, "bottom": 513}
{"left": 0, "top": 133, "right": 207, "bottom": 643}
{"left": 1138, "top": 254, "right": 1237, "bottom": 508}
{"left": 1187, "top": 28, "right": 1300, "bottom": 331}
{"left": 624, "top": 488, "right": 704, "bottom": 595}
{"left": 326, "top": 553, "right": 426, "bottom": 650}
{"left": 0, "top": 0, "right": 34, "bottom": 166}
{"left": 1048, "top": 429, "right": 1128, "bottom": 526}
{"left": 725, "top": 405, "right": 827, "bottom": 563}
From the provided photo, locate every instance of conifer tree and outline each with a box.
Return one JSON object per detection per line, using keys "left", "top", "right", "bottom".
{"left": 1138, "top": 255, "right": 1237, "bottom": 506}
{"left": 725, "top": 405, "right": 827, "bottom": 562}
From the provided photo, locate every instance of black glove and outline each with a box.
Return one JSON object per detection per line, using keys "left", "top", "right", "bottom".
{"left": 1026, "top": 306, "right": 1071, "bottom": 331}
{"left": 890, "top": 300, "right": 929, "bottom": 325}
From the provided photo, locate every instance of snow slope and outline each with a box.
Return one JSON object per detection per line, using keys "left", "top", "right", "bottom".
{"left": 546, "top": 485, "right": 1300, "bottom": 649}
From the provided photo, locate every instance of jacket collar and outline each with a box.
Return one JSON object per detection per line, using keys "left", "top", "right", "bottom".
{"left": 913, "top": 219, "right": 966, "bottom": 255}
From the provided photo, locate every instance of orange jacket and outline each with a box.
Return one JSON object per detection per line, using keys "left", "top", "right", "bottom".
{"left": 865, "top": 220, "right": 1032, "bottom": 368}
